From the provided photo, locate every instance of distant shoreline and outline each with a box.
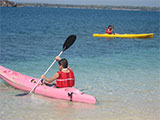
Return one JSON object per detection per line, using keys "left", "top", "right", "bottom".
{"left": 0, "top": 0, "right": 160, "bottom": 11}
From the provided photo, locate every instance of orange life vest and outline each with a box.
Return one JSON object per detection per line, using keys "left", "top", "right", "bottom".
{"left": 56, "top": 69, "right": 75, "bottom": 88}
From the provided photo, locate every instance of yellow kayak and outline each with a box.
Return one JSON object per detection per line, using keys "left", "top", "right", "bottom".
{"left": 93, "top": 33, "right": 154, "bottom": 39}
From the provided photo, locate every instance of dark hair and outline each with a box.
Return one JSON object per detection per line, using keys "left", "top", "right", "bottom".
{"left": 58, "top": 58, "right": 68, "bottom": 68}
{"left": 108, "top": 25, "right": 112, "bottom": 28}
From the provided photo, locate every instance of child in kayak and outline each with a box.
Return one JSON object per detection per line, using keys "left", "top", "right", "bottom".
{"left": 41, "top": 56, "right": 75, "bottom": 88}
{"left": 106, "top": 25, "right": 119, "bottom": 35}
{"left": 106, "top": 25, "right": 113, "bottom": 34}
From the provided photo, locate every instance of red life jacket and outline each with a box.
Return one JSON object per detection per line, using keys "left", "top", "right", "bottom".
{"left": 106, "top": 28, "right": 112, "bottom": 34}
{"left": 56, "top": 69, "right": 75, "bottom": 88}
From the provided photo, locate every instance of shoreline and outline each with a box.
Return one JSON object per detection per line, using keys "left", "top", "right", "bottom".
{"left": 0, "top": 0, "right": 160, "bottom": 11}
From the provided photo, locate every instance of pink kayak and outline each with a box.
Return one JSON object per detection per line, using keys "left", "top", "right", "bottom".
{"left": 0, "top": 65, "right": 96, "bottom": 104}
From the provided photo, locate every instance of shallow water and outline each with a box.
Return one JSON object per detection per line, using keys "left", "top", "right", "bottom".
{"left": 0, "top": 7, "right": 160, "bottom": 120}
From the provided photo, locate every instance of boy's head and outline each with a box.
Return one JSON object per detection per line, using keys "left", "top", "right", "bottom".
{"left": 58, "top": 58, "right": 68, "bottom": 69}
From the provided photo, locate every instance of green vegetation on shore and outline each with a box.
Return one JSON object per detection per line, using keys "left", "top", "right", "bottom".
{"left": 0, "top": 0, "right": 160, "bottom": 11}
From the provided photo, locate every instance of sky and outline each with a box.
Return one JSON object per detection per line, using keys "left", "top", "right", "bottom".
{"left": 12, "top": 0, "right": 160, "bottom": 7}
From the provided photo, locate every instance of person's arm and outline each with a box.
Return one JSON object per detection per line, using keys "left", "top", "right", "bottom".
{"left": 111, "top": 29, "right": 113, "bottom": 33}
{"left": 41, "top": 72, "right": 59, "bottom": 84}
{"left": 106, "top": 28, "right": 109, "bottom": 33}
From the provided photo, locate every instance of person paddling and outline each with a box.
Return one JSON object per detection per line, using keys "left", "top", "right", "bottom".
{"left": 106, "top": 25, "right": 119, "bottom": 35}
{"left": 106, "top": 25, "right": 113, "bottom": 34}
{"left": 41, "top": 56, "right": 75, "bottom": 88}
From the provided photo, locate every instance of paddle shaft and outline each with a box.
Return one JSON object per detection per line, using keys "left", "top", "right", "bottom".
{"left": 15, "top": 35, "right": 76, "bottom": 96}
{"left": 29, "top": 51, "right": 63, "bottom": 94}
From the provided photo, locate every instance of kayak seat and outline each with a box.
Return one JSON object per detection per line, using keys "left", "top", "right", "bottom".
{"left": 30, "top": 79, "right": 56, "bottom": 87}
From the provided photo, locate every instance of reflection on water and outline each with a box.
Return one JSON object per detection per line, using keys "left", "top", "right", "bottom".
{"left": 0, "top": 84, "right": 97, "bottom": 120}
{"left": 0, "top": 83, "right": 159, "bottom": 120}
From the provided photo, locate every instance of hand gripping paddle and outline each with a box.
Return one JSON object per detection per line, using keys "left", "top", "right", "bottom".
{"left": 16, "top": 35, "right": 76, "bottom": 96}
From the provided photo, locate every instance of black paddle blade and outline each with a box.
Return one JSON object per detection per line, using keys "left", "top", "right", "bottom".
{"left": 16, "top": 92, "right": 29, "bottom": 96}
{"left": 63, "top": 35, "right": 76, "bottom": 51}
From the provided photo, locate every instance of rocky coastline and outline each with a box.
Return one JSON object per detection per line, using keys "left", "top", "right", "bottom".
{"left": 0, "top": 0, "right": 160, "bottom": 11}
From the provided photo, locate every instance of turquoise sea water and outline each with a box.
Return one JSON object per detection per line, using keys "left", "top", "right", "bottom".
{"left": 0, "top": 7, "right": 160, "bottom": 120}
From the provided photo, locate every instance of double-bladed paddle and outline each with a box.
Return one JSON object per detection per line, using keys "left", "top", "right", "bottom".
{"left": 16, "top": 35, "right": 76, "bottom": 96}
